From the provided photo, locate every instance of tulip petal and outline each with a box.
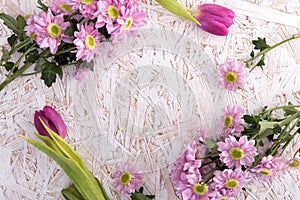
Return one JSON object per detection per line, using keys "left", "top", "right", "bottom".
{"left": 43, "top": 106, "right": 67, "bottom": 138}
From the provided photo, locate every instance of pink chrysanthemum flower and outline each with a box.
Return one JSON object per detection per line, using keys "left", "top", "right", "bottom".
{"left": 73, "top": 23, "right": 102, "bottom": 62}
{"left": 250, "top": 155, "right": 284, "bottom": 181}
{"left": 108, "top": 0, "right": 147, "bottom": 35}
{"left": 217, "top": 136, "right": 258, "bottom": 169}
{"left": 33, "top": 10, "right": 71, "bottom": 54}
{"left": 220, "top": 105, "right": 245, "bottom": 138}
{"left": 69, "top": 0, "right": 98, "bottom": 19}
{"left": 171, "top": 140, "right": 202, "bottom": 190}
{"left": 112, "top": 163, "right": 143, "bottom": 195}
{"left": 25, "top": 15, "right": 38, "bottom": 38}
{"left": 50, "top": 0, "right": 73, "bottom": 15}
{"left": 176, "top": 174, "right": 211, "bottom": 200}
{"left": 212, "top": 169, "right": 250, "bottom": 197}
{"left": 217, "top": 59, "right": 248, "bottom": 91}
{"left": 94, "top": 0, "right": 121, "bottom": 28}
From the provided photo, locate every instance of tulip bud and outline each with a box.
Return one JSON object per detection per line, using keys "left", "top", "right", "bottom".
{"left": 195, "top": 4, "right": 235, "bottom": 36}
{"left": 34, "top": 106, "right": 67, "bottom": 138}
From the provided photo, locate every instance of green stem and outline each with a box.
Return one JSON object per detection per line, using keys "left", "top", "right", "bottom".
{"left": 21, "top": 71, "right": 41, "bottom": 77}
{"left": 246, "top": 34, "right": 300, "bottom": 70}
{"left": 279, "top": 113, "right": 299, "bottom": 127}
{"left": 9, "top": 37, "right": 31, "bottom": 55}
{"left": 262, "top": 105, "right": 300, "bottom": 114}
{"left": 52, "top": 47, "right": 76, "bottom": 57}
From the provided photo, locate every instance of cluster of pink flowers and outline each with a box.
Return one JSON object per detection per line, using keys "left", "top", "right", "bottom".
{"left": 25, "top": 0, "right": 146, "bottom": 74}
{"left": 171, "top": 105, "right": 300, "bottom": 200}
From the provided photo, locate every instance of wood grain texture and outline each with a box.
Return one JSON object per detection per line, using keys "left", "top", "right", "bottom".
{"left": 0, "top": 0, "right": 300, "bottom": 199}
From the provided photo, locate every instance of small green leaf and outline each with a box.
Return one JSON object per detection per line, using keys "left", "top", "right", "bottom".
{"left": 35, "top": 57, "right": 49, "bottom": 72}
{"left": 0, "top": 13, "right": 20, "bottom": 35}
{"left": 250, "top": 50, "right": 254, "bottom": 57}
{"left": 62, "top": 184, "right": 85, "bottom": 200}
{"left": 7, "top": 34, "right": 18, "bottom": 47}
{"left": 244, "top": 115, "right": 258, "bottom": 125}
{"left": 155, "top": 0, "right": 200, "bottom": 25}
{"left": 205, "top": 138, "right": 217, "bottom": 149}
{"left": 4, "top": 62, "right": 16, "bottom": 72}
{"left": 0, "top": 47, "right": 11, "bottom": 64}
{"left": 25, "top": 49, "right": 39, "bottom": 63}
{"left": 41, "top": 63, "right": 63, "bottom": 87}
{"left": 252, "top": 37, "right": 270, "bottom": 51}
{"left": 256, "top": 57, "right": 265, "bottom": 67}
{"left": 16, "top": 15, "right": 26, "bottom": 31}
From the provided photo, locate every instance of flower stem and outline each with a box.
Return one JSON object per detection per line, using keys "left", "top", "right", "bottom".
{"left": 246, "top": 34, "right": 300, "bottom": 71}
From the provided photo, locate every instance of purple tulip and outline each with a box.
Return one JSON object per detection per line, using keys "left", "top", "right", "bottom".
{"left": 195, "top": 4, "right": 235, "bottom": 36}
{"left": 34, "top": 106, "right": 67, "bottom": 138}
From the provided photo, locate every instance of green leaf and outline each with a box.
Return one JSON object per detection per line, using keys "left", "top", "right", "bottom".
{"left": 244, "top": 115, "right": 259, "bottom": 125}
{"left": 7, "top": 34, "right": 18, "bottom": 48}
{"left": 0, "top": 13, "right": 20, "bottom": 35}
{"left": 205, "top": 138, "right": 217, "bottom": 149}
{"left": 283, "top": 104, "right": 298, "bottom": 116}
{"left": 130, "top": 190, "right": 155, "bottom": 200}
{"left": 39, "top": 118, "right": 86, "bottom": 169}
{"left": 256, "top": 57, "right": 265, "bottom": 67}
{"left": 25, "top": 49, "right": 39, "bottom": 64}
{"left": 4, "top": 62, "right": 16, "bottom": 72}
{"left": 252, "top": 37, "right": 270, "bottom": 51}
{"left": 16, "top": 15, "right": 26, "bottom": 31}
{"left": 20, "top": 135, "right": 107, "bottom": 200}
{"left": 41, "top": 63, "right": 63, "bottom": 87}
{"left": 62, "top": 184, "right": 85, "bottom": 200}
{"left": 35, "top": 57, "right": 49, "bottom": 71}
{"left": 37, "top": 0, "right": 48, "bottom": 12}
{"left": 155, "top": 0, "right": 200, "bottom": 25}
{"left": 250, "top": 50, "right": 254, "bottom": 57}
{"left": 0, "top": 47, "right": 11, "bottom": 64}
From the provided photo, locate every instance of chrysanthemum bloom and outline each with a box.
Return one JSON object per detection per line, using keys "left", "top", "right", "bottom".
{"left": 69, "top": 0, "right": 98, "bottom": 19}
{"left": 212, "top": 169, "right": 250, "bottom": 197}
{"left": 50, "top": 0, "right": 73, "bottom": 15}
{"left": 176, "top": 174, "right": 211, "bottom": 200}
{"left": 218, "top": 136, "right": 258, "bottom": 169}
{"left": 73, "top": 65, "right": 91, "bottom": 82}
{"left": 94, "top": 0, "right": 121, "bottom": 29}
{"left": 171, "top": 140, "right": 202, "bottom": 191}
{"left": 73, "top": 23, "right": 102, "bottom": 62}
{"left": 34, "top": 9, "right": 71, "bottom": 54}
{"left": 220, "top": 105, "right": 245, "bottom": 138}
{"left": 250, "top": 155, "right": 284, "bottom": 181}
{"left": 34, "top": 106, "right": 67, "bottom": 138}
{"left": 217, "top": 59, "right": 248, "bottom": 91}
{"left": 105, "top": 0, "right": 146, "bottom": 37}
{"left": 112, "top": 163, "right": 143, "bottom": 195}
{"left": 25, "top": 15, "right": 38, "bottom": 38}
{"left": 194, "top": 4, "right": 234, "bottom": 36}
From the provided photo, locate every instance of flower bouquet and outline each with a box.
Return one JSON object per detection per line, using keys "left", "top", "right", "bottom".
{"left": 171, "top": 104, "right": 300, "bottom": 199}
{"left": 0, "top": 0, "right": 146, "bottom": 90}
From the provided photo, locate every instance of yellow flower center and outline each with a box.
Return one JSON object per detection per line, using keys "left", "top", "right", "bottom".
{"left": 124, "top": 17, "right": 133, "bottom": 30}
{"left": 192, "top": 183, "right": 208, "bottom": 195}
{"left": 225, "top": 179, "right": 239, "bottom": 189}
{"left": 60, "top": 4, "right": 72, "bottom": 12}
{"left": 85, "top": 34, "right": 96, "bottom": 50}
{"left": 81, "top": 0, "right": 93, "bottom": 5}
{"left": 225, "top": 72, "right": 237, "bottom": 83}
{"left": 230, "top": 147, "right": 244, "bottom": 160}
{"left": 259, "top": 169, "right": 272, "bottom": 176}
{"left": 47, "top": 23, "right": 62, "bottom": 38}
{"left": 107, "top": 5, "right": 119, "bottom": 20}
{"left": 220, "top": 197, "right": 227, "bottom": 200}
{"left": 120, "top": 172, "right": 132, "bottom": 185}
{"left": 289, "top": 160, "right": 300, "bottom": 168}
{"left": 224, "top": 115, "right": 233, "bottom": 128}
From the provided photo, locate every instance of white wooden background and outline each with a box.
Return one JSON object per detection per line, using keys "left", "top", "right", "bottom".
{"left": 0, "top": 0, "right": 300, "bottom": 199}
